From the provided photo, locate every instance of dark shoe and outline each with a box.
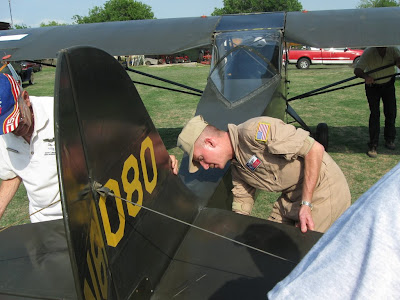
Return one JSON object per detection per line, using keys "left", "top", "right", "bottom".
{"left": 367, "top": 146, "right": 378, "bottom": 158}
{"left": 385, "top": 140, "right": 395, "bottom": 150}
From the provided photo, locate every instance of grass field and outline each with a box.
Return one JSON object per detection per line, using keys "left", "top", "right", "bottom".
{"left": 1, "top": 62, "right": 399, "bottom": 227}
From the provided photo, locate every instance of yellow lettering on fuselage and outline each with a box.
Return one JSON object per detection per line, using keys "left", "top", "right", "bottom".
{"left": 83, "top": 136, "right": 158, "bottom": 299}
{"left": 84, "top": 201, "right": 109, "bottom": 299}
{"left": 98, "top": 136, "right": 158, "bottom": 247}
{"left": 99, "top": 179, "right": 125, "bottom": 247}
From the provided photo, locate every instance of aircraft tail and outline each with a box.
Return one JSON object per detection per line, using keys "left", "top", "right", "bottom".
{"left": 54, "top": 46, "right": 320, "bottom": 299}
{"left": 55, "top": 46, "right": 200, "bottom": 299}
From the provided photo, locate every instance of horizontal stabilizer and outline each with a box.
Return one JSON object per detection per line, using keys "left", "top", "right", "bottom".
{"left": 0, "top": 220, "right": 76, "bottom": 299}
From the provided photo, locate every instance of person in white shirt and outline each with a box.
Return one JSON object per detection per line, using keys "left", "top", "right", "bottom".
{"left": 0, "top": 73, "right": 61, "bottom": 222}
{"left": 0, "top": 73, "right": 180, "bottom": 223}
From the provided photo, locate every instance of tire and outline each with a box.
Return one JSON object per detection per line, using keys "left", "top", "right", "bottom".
{"left": 315, "top": 123, "right": 329, "bottom": 151}
{"left": 353, "top": 57, "right": 360, "bottom": 67}
{"left": 145, "top": 60, "right": 151, "bottom": 66}
{"left": 297, "top": 57, "right": 311, "bottom": 69}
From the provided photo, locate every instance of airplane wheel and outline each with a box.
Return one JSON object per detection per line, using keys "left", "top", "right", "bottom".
{"left": 316, "top": 123, "right": 328, "bottom": 151}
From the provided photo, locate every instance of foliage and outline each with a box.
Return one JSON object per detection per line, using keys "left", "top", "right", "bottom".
{"left": 212, "top": 0, "right": 303, "bottom": 15}
{"left": 13, "top": 24, "right": 29, "bottom": 29}
{"left": 40, "top": 21, "right": 69, "bottom": 27}
{"left": 357, "top": 0, "right": 400, "bottom": 7}
{"left": 73, "top": 0, "right": 154, "bottom": 24}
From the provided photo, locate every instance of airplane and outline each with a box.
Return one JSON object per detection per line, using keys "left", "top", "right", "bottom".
{"left": 0, "top": 7, "right": 400, "bottom": 299}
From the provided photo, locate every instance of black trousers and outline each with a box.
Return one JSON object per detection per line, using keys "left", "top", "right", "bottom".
{"left": 365, "top": 80, "right": 397, "bottom": 147}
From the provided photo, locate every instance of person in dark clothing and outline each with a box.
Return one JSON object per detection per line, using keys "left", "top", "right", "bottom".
{"left": 354, "top": 47, "right": 400, "bottom": 158}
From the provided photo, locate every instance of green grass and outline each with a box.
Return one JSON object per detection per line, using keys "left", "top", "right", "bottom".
{"left": 1, "top": 63, "right": 400, "bottom": 227}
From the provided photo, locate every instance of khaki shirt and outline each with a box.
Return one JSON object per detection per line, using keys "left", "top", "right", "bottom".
{"left": 355, "top": 47, "right": 400, "bottom": 84}
{"left": 228, "top": 117, "right": 350, "bottom": 232}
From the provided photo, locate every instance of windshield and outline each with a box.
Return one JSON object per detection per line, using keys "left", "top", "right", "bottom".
{"left": 210, "top": 30, "right": 281, "bottom": 104}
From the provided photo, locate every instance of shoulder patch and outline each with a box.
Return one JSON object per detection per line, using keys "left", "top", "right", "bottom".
{"left": 255, "top": 122, "right": 270, "bottom": 143}
{"left": 246, "top": 155, "right": 261, "bottom": 171}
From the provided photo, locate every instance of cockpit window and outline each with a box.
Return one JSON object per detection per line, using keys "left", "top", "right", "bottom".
{"left": 210, "top": 30, "right": 281, "bottom": 105}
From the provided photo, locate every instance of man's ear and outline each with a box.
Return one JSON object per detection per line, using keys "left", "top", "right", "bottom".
{"left": 21, "top": 91, "right": 31, "bottom": 107}
{"left": 204, "top": 137, "right": 215, "bottom": 148}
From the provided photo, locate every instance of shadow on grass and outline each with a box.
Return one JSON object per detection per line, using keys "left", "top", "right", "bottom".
{"left": 309, "top": 125, "right": 400, "bottom": 155}
{"left": 157, "top": 127, "right": 183, "bottom": 150}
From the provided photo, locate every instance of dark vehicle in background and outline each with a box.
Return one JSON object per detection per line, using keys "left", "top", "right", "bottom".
{"left": 23, "top": 60, "right": 42, "bottom": 72}
{"left": 0, "top": 62, "right": 22, "bottom": 86}
{"left": 10, "top": 60, "right": 42, "bottom": 85}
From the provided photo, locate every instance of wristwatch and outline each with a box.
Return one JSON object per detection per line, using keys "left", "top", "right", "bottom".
{"left": 300, "top": 200, "right": 313, "bottom": 210}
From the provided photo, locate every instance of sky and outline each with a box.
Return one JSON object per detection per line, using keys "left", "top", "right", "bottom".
{"left": 0, "top": 0, "right": 361, "bottom": 28}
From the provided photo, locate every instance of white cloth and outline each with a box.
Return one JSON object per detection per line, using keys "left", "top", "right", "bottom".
{"left": 0, "top": 96, "right": 61, "bottom": 222}
{"left": 268, "top": 162, "right": 400, "bottom": 300}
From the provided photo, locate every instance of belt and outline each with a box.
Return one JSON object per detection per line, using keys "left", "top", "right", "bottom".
{"left": 368, "top": 79, "right": 395, "bottom": 88}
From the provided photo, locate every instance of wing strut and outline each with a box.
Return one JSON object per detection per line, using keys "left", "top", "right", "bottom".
{"left": 290, "top": 73, "right": 399, "bottom": 100}
{"left": 286, "top": 104, "right": 311, "bottom": 132}
{"left": 125, "top": 66, "right": 204, "bottom": 94}
{"left": 131, "top": 80, "right": 202, "bottom": 97}
{"left": 288, "top": 62, "right": 396, "bottom": 102}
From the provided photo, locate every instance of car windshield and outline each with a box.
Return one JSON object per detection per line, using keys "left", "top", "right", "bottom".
{"left": 210, "top": 29, "right": 281, "bottom": 104}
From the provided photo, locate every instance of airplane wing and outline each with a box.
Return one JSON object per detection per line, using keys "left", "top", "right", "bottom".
{"left": 285, "top": 7, "right": 400, "bottom": 48}
{"left": 0, "top": 16, "right": 220, "bottom": 61}
{"left": 54, "top": 45, "right": 321, "bottom": 299}
{"left": 0, "top": 8, "right": 399, "bottom": 62}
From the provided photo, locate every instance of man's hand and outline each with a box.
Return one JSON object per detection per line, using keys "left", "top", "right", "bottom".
{"left": 169, "top": 155, "right": 178, "bottom": 175}
{"left": 364, "top": 75, "right": 375, "bottom": 85}
{"left": 298, "top": 205, "right": 315, "bottom": 233}
{"left": 354, "top": 68, "right": 374, "bottom": 85}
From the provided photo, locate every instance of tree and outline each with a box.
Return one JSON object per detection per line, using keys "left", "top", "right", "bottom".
{"left": 212, "top": 0, "right": 303, "bottom": 15}
{"left": 73, "top": 0, "right": 154, "bottom": 24}
{"left": 40, "top": 21, "right": 69, "bottom": 27}
{"left": 357, "top": 0, "right": 400, "bottom": 7}
{"left": 13, "top": 24, "right": 29, "bottom": 29}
